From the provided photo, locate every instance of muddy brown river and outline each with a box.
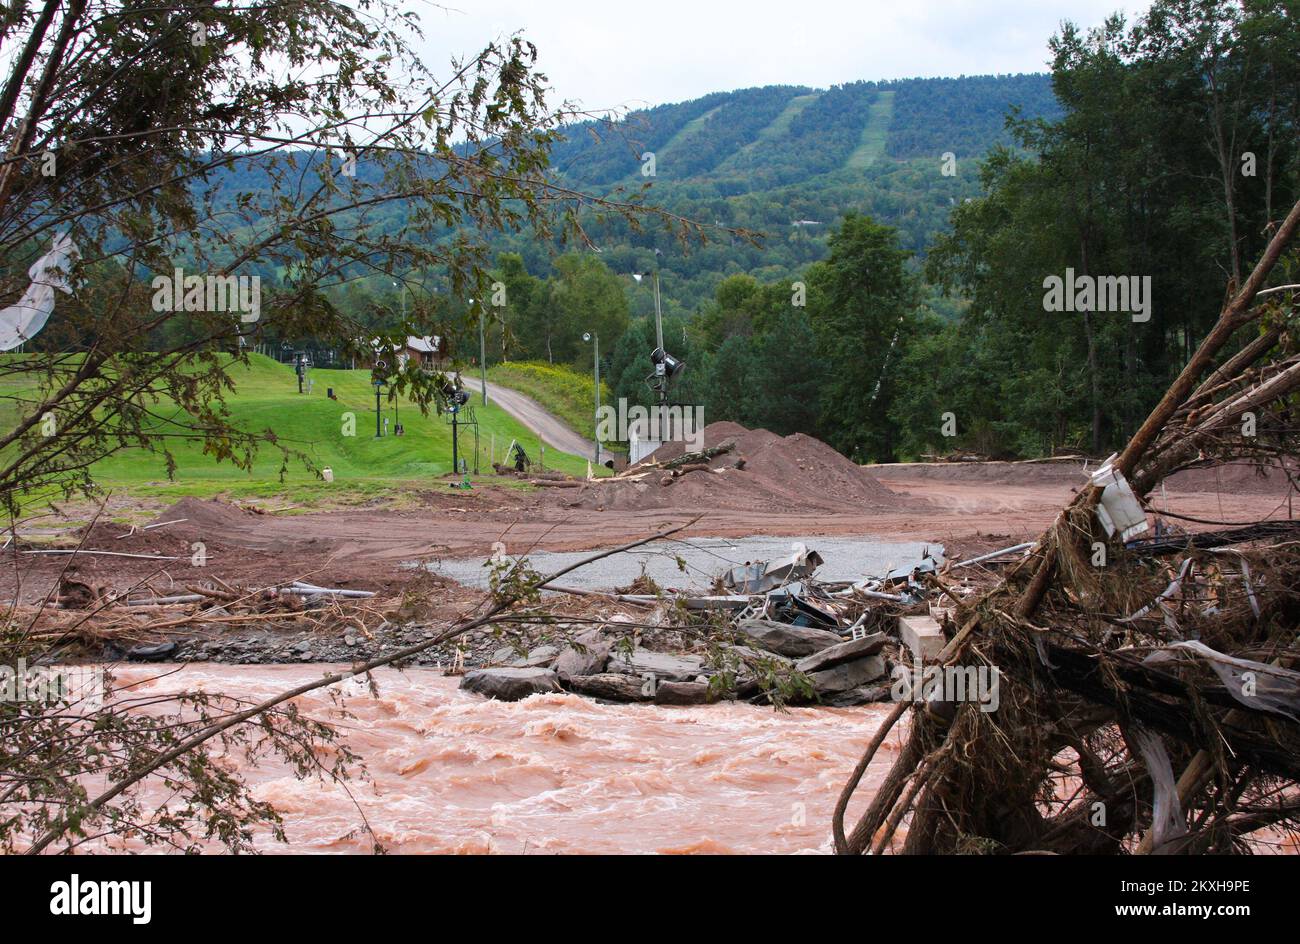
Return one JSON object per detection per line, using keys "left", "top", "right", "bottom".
{"left": 110, "top": 664, "right": 897, "bottom": 854}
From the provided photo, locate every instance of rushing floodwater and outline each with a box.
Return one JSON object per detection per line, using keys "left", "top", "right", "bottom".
{"left": 110, "top": 664, "right": 897, "bottom": 854}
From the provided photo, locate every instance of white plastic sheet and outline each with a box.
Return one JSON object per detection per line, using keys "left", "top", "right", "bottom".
{"left": 1144, "top": 639, "right": 1300, "bottom": 722}
{"left": 0, "top": 233, "right": 78, "bottom": 350}
{"left": 1128, "top": 725, "right": 1187, "bottom": 853}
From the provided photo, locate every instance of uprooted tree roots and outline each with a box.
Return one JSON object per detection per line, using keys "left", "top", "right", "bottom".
{"left": 836, "top": 198, "right": 1300, "bottom": 855}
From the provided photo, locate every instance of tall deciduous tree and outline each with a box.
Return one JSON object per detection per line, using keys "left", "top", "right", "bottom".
{"left": 807, "top": 213, "right": 921, "bottom": 461}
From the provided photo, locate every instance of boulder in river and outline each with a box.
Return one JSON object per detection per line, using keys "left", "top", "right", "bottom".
{"left": 735, "top": 618, "right": 842, "bottom": 657}
{"left": 606, "top": 648, "right": 705, "bottom": 682}
{"left": 807, "top": 654, "right": 887, "bottom": 695}
{"left": 459, "top": 667, "right": 561, "bottom": 701}
{"left": 512, "top": 644, "right": 560, "bottom": 668}
{"left": 653, "top": 680, "right": 715, "bottom": 706}
{"left": 819, "top": 682, "right": 894, "bottom": 707}
{"left": 564, "top": 673, "right": 651, "bottom": 702}
{"left": 554, "top": 631, "right": 611, "bottom": 679}
{"left": 795, "top": 632, "right": 887, "bottom": 674}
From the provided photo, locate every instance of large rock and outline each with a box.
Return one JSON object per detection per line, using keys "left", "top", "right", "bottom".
{"left": 553, "top": 632, "right": 611, "bottom": 679}
{"left": 819, "top": 682, "right": 893, "bottom": 707}
{"left": 564, "top": 673, "right": 651, "bottom": 702}
{"left": 807, "top": 655, "right": 887, "bottom": 695}
{"left": 653, "top": 680, "right": 715, "bottom": 706}
{"left": 735, "top": 618, "right": 842, "bottom": 657}
{"left": 606, "top": 648, "right": 705, "bottom": 682}
{"left": 459, "top": 667, "right": 561, "bottom": 701}
{"left": 511, "top": 644, "right": 560, "bottom": 668}
{"left": 727, "top": 645, "right": 794, "bottom": 667}
{"left": 795, "top": 632, "right": 887, "bottom": 674}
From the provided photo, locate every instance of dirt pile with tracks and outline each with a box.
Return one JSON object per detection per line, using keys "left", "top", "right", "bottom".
{"left": 568, "top": 422, "right": 904, "bottom": 513}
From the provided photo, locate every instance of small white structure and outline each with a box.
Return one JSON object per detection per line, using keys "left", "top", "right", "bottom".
{"left": 629, "top": 429, "right": 660, "bottom": 464}
{"left": 1090, "top": 455, "right": 1149, "bottom": 541}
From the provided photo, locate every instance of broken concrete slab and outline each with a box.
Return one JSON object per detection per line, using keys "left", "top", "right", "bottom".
{"left": 736, "top": 618, "right": 842, "bottom": 657}
{"left": 653, "top": 680, "right": 716, "bottom": 706}
{"left": 807, "top": 654, "right": 887, "bottom": 695}
{"left": 899, "top": 615, "right": 946, "bottom": 661}
{"left": 459, "top": 667, "right": 561, "bottom": 702}
{"left": 795, "top": 632, "right": 887, "bottom": 674}
{"left": 564, "top": 673, "right": 651, "bottom": 702}
{"left": 606, "top": 648, "right": 705, "bottom": 682}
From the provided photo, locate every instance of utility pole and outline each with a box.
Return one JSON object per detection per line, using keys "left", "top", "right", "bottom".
{"left": 651, "top": 269, "right": 666, "bottom": 443}
{"left": 584, "top": 332, "right": 600, "bottom": 465}
{"left": 476, "top": 299, "right": 488, "bottom": 406}
{"left": 652, "top": 270, "right": 663, "bottom": 355}
{"left": 633, "top": 259, "right": 669, "bottom": 445}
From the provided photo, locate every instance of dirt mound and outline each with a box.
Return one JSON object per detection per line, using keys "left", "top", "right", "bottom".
{"left": 569, "top": 422, "right": 903, "bottom": 513}
{"left": 147, "top": 497, "right": 334, "bottom": 555}
{"left": 868, "top": 459, "right": 1093, "bottom": 486}
{"left": 1164, "top": 460, "right": 1297, "bottom": 496}
{"left": 869, "top": 457, "right": 1297, "bottom": 498}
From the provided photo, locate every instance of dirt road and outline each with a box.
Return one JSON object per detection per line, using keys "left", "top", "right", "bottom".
{"left": 465, "top": 378, "right": 593, "bottom": 460}
{"left": 4, "top": 458, "right": 1292, "bottom": 605}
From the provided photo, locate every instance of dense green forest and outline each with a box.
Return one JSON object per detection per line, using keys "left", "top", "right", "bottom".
{"left": 586, "top": 0, "right": 1299, "bottom": 463}
{"left": 102, "top": 1, "right": 1300, "bottom": 464}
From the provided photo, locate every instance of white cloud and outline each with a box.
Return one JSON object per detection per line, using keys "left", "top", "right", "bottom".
{"left": 412, "top": 0, "right": 1154, "bottom": 110}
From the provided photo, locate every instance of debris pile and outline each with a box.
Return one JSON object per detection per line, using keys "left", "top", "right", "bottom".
{"left": 457, "top": 538, "right": 1032, "bottom": 709}
{"left": 833, "top": 199, "right": 1300, "bottom": 855}
{"left": 26, "top": 573, "right": 382, "bottom": 662}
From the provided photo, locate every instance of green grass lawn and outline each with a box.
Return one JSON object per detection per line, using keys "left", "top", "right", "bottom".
{"left": 2, "top": 353, "right": 597, "bottom": 504}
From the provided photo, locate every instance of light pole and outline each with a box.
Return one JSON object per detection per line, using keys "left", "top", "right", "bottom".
{"left": 392, "top": 280, "right": 407, "bottom": 320}
{"left": 583, "top": 331, "right": 600, "bottom": 465}
{"left": 473, "top": 297, "right": 487, "bottom": 406}
{"left": 631, "top": 270, "right": 663, "bottom": 357}
{"left": 372, "top": 378, "right": 386, "bottom": 438}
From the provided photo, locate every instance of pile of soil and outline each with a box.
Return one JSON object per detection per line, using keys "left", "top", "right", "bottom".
{"left": 1164, "top": 460, "right": 1297, "bottom": 496}
{"left": 870, "top": 456, "right": 1296, "bottom": 498}
{"left": 567, "top": 421, "right": 904, "bottom": 513}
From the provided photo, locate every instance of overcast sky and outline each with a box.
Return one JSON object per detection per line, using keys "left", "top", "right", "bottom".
{"left": 416, "top": 0, "right": 1154, "bottom": 112}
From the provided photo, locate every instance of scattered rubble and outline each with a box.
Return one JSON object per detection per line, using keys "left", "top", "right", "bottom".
{"left": 442, "top": 536, "right": 1032, "bottom": 709}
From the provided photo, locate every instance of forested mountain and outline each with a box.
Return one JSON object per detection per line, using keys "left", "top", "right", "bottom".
{"left": 195, "top": 73, "right": 1058, "bottom": 317}
{"left": 500, "top": 74, "right": 1060, "bottom": 310}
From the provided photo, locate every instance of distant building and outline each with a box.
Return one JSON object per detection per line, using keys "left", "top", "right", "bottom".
{"left": 402, "top": 335, "right": 444, "bottom": 367}
{"left": 791, "top": 220, "right": 824, "bottom": 228}
{"left": 358, "top": 335, "right": 448, "bottom": 371}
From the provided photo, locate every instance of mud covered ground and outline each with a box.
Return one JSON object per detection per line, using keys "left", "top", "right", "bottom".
{"left": 5, "top": 456, "right": 1293, "bottom": 602}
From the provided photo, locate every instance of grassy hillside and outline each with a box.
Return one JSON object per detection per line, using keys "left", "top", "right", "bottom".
{"left": 2, "top": 354, "right": 596, "bottom": 503}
